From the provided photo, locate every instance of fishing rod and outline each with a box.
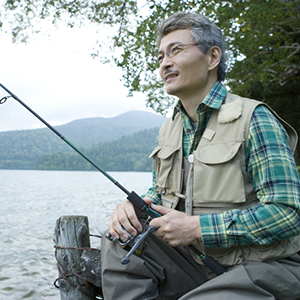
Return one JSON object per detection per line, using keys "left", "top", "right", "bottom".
{"left": 0, "top": 83, "right": 226, "bottom": 275}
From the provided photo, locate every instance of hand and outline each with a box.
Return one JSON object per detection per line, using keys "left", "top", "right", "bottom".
{"left": 149, "top": 203, "right": 202, "bottom": 247}
{"left": 108, "top": 197, "right": 153, "bottom": 240}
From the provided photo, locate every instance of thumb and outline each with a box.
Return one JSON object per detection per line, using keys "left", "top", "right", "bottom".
{"left": 143, "top": 197, "right": 171, "bottom": 215}
{"left": 143, "top": 196, "right": 153, "bottom": 205}
{"left": 150, "top": 203, "right": 171, "bottom": 216}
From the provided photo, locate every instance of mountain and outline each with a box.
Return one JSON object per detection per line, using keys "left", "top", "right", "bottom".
{"left": 37, "top": 127, "right": 159, "bottom": 172}
{"left": 56, "top": 110, "right": 166, "bottom": 146}
{"left": 0, "top": 110, "right": 166, "bottom": 170}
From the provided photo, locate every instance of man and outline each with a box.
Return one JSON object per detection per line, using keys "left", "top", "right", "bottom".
{"left": 101, "top": 12, "right": 300, "bottom": 299}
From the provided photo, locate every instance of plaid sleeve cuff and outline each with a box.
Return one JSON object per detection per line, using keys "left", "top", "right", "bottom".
{"left": 199, "top": 211, "right": 253, "bottom": 248}
{"left": 141, "top": 187, "right": 162, "bottom": 205}
{"left": 199, "top": 213, "right": 229, "bottom": 248}
{"left": 143, "top": 188, "right": 162, "bottom": 205}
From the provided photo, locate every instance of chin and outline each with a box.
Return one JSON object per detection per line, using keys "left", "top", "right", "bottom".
{"left": 165, "top": 86, "right": 183, "bottom": 97}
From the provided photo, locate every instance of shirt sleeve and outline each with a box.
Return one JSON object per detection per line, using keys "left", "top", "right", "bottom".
{"left": 142, "top": 169, "right": 162, "bottom": 205}
{"left": 142, "top": 135, "right": 162, "bottom": 205}
{"left": 200, "top": 105, "right": 300, "bottom": 248}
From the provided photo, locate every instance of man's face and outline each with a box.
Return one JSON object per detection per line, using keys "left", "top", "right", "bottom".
{"left": 158, "top": 29, "right": 211, "bottom": 99}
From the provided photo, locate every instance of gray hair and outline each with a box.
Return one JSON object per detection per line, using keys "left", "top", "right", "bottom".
{"left": 156, "top": 12, "right": 228, "bottom": 81}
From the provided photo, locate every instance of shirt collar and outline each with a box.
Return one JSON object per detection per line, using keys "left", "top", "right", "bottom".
{"left": 172, "top": 81, "right": 227, "bottom": 120}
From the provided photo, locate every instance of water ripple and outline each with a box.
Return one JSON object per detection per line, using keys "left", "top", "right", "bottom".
{"left": 0, "top": 170, "right": 152, "bottom": 299}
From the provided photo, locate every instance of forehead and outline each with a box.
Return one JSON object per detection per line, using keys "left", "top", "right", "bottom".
{"left": 159, "top": 29, "right": 194, "bottom": 51}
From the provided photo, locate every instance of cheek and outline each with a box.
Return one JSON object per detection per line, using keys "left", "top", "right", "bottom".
{"left": 159, "top": 67, "right": 164, "bottom": 79}
{"left": 189, "top": 63, "right": 207, "bottom": 80}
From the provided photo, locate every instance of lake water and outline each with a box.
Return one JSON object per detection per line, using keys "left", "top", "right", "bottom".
{"left": 0, "top": 170, "right": 152, "bottom": 300}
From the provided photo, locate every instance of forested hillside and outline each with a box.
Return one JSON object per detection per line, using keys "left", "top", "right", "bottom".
{"left": 0, "top": 111, "right": 165, "bottom": 169}
{"left": 37, "top": 128, "right": 159, "bottom": 171}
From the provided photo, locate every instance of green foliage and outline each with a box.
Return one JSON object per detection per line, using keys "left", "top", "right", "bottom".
{"left": 220, "top": 1, "right": 300, "bottom": 90}
{"left": 0, "top": 129, "right": 69, "bottom": 169}
{"left": 36, "top": 127, "right": 159, "bottom": 171}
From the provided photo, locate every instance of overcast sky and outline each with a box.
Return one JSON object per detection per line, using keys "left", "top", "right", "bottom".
{"left": 0, "top": 23, "right": 157, "bottom": 132}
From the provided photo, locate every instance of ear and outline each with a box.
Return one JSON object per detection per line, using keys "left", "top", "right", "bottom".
{"left": 208, "top": 46, "right": 222, "bottom": 71}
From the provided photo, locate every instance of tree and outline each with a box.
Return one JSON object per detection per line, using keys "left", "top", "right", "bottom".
{"left": 2, "top": 0, "right": 300, "bottom": 158}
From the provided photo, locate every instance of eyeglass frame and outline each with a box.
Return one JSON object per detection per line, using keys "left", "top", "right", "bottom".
{"left": 156, "top": 43, "right": 199, "bottom": 64}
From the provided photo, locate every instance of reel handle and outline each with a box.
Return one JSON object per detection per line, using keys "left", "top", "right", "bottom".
{"left": 121, "top": 226, "right": 156, "bottom": 264}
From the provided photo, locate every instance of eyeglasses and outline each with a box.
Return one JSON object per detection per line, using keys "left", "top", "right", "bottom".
{"left": 157, "top": 43, "right": 198, "bottom": 64}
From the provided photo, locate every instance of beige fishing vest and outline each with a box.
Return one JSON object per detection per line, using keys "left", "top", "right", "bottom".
{"left": 149, "top": 92, "right": 300, "bottom": 266}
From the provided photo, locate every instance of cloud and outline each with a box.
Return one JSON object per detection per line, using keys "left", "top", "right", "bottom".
{"left": 0, "top": 25, "right": 152, "bottom": 132}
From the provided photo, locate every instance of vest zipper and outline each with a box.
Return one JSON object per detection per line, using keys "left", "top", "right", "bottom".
{"left": 188, "top": 154, "right": 194, "bottom": 216}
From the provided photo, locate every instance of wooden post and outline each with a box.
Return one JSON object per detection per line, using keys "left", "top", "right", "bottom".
{"left": 54, "top": 215, "right": 97, "bottom": 300}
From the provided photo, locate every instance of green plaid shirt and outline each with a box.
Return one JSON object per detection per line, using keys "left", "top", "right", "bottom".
{"left": 145, "top": 81, "right": 300, "bottom": 248}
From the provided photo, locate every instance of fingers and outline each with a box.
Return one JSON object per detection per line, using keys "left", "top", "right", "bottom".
{"left": 151, "top": 216, "right": 179, "bottom": 246}
{"left": 149, "top": 211, "right": 201, "bottom": 247}
{"left": 109, "top": 200, "right": 142, "bottom": 240}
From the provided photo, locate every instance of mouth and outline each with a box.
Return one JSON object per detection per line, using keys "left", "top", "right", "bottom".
{"left": 164, "top": 72, "right": 178, "bottom": 82}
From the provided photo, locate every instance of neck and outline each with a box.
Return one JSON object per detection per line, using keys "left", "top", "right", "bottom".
{"left": 180, "top": 79, "right": 217, "bottom": 123}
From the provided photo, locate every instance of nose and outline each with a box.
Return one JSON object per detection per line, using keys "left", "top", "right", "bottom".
{"left": 159, "top": 55, "right": 173, "bottom": 71}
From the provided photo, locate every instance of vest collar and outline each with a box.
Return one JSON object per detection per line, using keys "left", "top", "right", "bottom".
{"left": 218, "top": 97, "right": 243, "bottom": 124}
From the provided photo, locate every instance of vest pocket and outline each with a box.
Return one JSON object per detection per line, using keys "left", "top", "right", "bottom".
{"left": 191, "top": 141, "right": 246, "bottom": 205}
{"left": 161, "top": 194, "right": 179, "bottom": 209}
{"left": 149, "top": 145, "right": 181, "bottom": 190}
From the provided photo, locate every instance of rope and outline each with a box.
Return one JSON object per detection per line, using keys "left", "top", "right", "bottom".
{"left": 54, "top": 235, "right": 102, "bottom": 299}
